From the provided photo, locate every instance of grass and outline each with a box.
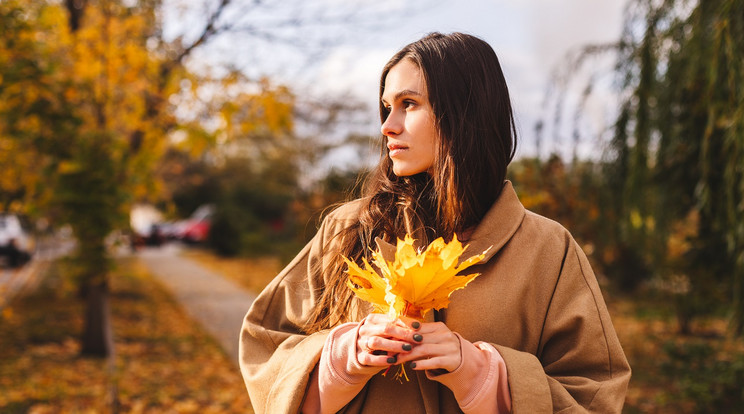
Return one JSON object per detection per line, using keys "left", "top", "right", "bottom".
{"left": 0, "top": 257, "right": 253, "bottom": 413}
{"left": 607, "top": 292, "right": 744, "bottom": 413}
{"left": 180, "top": 248, "right": 282, "bottom": 295}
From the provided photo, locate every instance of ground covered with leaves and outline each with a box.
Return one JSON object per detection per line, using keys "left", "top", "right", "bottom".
{"left": 0, "top": 257, "right": 253, "bottom": 413}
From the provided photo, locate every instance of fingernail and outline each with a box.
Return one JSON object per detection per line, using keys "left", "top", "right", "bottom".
{"left": 411, "top": 362, "right": 417, "bottom": 369}
{"left": 402, "top": 343, "right": 412, "bottom": 351}
{"left": 411, "top": 321, "right": 421, "bottom": 329}
{"left": 387, "top": 356, "right": 397, "bottom": 364}
{"left": 413, "top": 334, "right": 423, "bottom": 342}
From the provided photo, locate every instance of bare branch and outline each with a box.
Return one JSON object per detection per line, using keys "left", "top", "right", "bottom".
{"left": 171, "top": 0, "right": 232, "bottom": 66}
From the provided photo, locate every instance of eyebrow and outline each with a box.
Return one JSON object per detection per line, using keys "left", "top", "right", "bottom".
{"left": 381, "top": 89, "right": 424, "bottom": 105}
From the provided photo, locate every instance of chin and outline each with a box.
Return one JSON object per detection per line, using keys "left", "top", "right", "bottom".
{"left": 392, "top": 165, "right": 429, "bottom": 177}
{"left": 392, "top": 168, "right": 415, "bottom": 177}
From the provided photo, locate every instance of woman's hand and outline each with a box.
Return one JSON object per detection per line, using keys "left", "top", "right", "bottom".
{"left": 356, "top": 315, "right": 462, "bottom": 374}
{"left": 356, "top": 313, "right": 417, "bottom": 367}
{"left": 395, "top": 321, "right": 462, "bottom": 373}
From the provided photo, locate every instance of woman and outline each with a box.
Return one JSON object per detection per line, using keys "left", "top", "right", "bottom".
{"left": 239, "top": 32, "right": 631, "bottom": 413}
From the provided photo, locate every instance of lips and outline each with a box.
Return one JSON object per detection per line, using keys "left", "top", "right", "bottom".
{"left": 387, "top": 142, "right": 409, "bottom": 157}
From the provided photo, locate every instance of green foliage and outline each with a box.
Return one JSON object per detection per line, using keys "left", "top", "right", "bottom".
{"left": 165, "top": 153, "right": 299, "bottom": 257}
{"left": 54, "top": 132, "right": 129, "bottom": 280}
{"left": 661, "top": 340, "right": 744, "bottom": 412}
{"left": 509, "top": 156, "right": 650, "bottom": 289}
{"left": 578, "top": 0, "right": 744, "bottom": 332}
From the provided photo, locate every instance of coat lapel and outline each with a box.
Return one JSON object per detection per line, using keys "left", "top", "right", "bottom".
{"left": 461, "top": 181, "right": 525, "bottom": 265}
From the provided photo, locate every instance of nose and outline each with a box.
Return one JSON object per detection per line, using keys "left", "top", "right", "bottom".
{"left": 381, "top": 110, "right": 403, "bottom": 137}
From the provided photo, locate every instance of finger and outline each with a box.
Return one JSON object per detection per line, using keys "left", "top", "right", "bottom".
{"left": 360, "top": 316, "right": 413, "bottom": 341}
{"left": 396, "top": 341, "right": 461, "bottom": 365}
{"left": 409, "top": 355, "right": 460, "bottom": 373}
{"left": 397, "top": 316, "right": 422, "bottom": 330}
{"left": 357, "top": 351, "right": 399, "bottom": 367}
{"left": 408, "top": 326, "right": 460, "bottom": 345}
{"left": 414, "top": 321, "right": 450, "bottom": 334}
{"left": 357, "top": 335, "right": 373, "bottom": 353}
{"left": 365, "top": 313, "right": 395, "bottom": 325}
{"left": 366, "top": 335, "right": 415, "bottom": 354}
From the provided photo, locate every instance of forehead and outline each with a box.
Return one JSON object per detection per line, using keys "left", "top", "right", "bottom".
{"left": 382, "top": 60, "right": 427, "bottom": 101}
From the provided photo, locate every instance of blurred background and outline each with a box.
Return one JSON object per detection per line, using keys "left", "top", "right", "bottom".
{"left": 1, "top": 0, "right": 742, "bottom": 412}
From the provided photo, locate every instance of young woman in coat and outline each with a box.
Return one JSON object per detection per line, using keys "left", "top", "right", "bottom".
{"left": 239, "top": 32, "right": 631, "bottom": 413}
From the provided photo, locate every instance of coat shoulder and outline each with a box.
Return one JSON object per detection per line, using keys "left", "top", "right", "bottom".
{"left": 520, "top": 209, "right": 573, "bottom": 243}
{"left": 324, "top": 198, "right": 366, "bottom": 222}
{"left": 314, "top": 198, "right": 366, "bottom": 240}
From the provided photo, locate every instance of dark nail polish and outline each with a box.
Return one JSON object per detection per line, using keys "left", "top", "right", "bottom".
{"left": 412, "top": 321, "right": 421, "bottom": 329}
{"left": 402, "top": 343, "right": 412, "bottom": 351}
{"left": 413, "top": 334, "right": 423, "bottom": 342}
{"left": 386, "top": 356, "right": 397, "bottom": 364}
{"left": 411, "top": 362, "right": 417, "bottom": 369}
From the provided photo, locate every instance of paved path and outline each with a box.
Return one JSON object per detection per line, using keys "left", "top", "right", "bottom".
{"left": 1, "top": 238, "right": 75, "bottom": 310}
{"left": 136, "top": 244, "right": 257, "bottom": 366}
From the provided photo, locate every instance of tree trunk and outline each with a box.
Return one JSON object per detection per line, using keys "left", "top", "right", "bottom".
{"left": 80, "top": 277, "right": 113, "bottom": 357}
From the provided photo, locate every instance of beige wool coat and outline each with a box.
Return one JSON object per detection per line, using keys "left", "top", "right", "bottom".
{"left": 239, "top": 182, "right": 631, "bottom": 413}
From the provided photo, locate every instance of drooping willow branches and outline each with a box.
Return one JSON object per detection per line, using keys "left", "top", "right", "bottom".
{"left": 545, "top": 0, "right": 744, "bottom": 334}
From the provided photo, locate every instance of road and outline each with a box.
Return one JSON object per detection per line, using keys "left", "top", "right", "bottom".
{"left": 0, "top": 237, "right": 75, "bottom": 311}
{"left": 135, "top": 244, "right": 258, "bottom": 365}
{"left": 1, "top": 238, "right": 257, "bottom": 366}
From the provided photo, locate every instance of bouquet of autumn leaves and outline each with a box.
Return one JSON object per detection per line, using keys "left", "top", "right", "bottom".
{"left": 343, "top": 234, "right": 488, "bottom": 380}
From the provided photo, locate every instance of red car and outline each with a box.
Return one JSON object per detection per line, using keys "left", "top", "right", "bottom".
{"left": 178, "top": 204, "right": 214, "bottom": 244}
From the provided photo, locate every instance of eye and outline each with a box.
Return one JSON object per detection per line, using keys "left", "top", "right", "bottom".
{"left": 403, "top": 100, "right": 417, "bottom": 109}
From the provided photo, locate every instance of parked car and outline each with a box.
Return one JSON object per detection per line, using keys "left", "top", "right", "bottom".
{"left": 0, "top": 213, "right": 36, "bottom": 267}
{"left": 129, "top": 204, "right": 165, "bottom": 248}
{"left": 178, "top": 204, "right": 214, "bottom": 244}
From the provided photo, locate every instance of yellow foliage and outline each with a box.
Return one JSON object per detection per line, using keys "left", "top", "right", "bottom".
{"left": 667, "top": 210, "right": 699, "bottom": 260}
{"left": 345, "top": 234, "right": 488, "bottom": 320}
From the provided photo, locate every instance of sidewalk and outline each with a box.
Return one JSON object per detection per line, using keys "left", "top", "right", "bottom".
{"left": 136, "top": 244, "right": 257, "bottom": 366}
{"left": 1, "top": 237, "right": 76, "bottom": 311}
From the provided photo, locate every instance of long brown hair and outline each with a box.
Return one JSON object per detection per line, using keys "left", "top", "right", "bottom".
{"left": 305, "top": 32, "right": 517, "bottom": 333}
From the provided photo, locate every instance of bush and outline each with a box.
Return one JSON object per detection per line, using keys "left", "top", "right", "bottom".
{"left": 661, "top": 340, "right": 744, "bottom": 412}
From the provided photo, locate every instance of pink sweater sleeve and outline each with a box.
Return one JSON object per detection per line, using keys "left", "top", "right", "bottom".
{"left": 301, "top": 321, "right": 382, "bottom": 414}
{"left": 302, "top": 327, "right": 511, "bottom": 414}
{"left": 427, "top": 334, "right": 512, "bottom": 413}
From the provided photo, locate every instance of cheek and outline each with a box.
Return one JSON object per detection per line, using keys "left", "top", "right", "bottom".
{"left": 425, "top": 123, "right": 439, "bottom": 158}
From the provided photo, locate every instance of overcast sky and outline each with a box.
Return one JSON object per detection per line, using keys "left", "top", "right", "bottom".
{"left": 169, "top": 0, "right": 628, "bottom": 163}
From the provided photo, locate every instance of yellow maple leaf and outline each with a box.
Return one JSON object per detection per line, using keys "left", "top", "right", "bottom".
{"left": 345, "top": 234, "right": 489, "bottom": 320}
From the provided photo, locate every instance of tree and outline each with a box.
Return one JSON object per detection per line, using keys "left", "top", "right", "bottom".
{"left": 550, "top": 0, "right": 743, "bottom": 334}
{"left": 1, "top": 0, "right": 412, "bottom": 357}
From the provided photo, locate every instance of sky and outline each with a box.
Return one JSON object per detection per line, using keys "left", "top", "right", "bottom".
{"left": 168, "top": 0, "right": 629, "bottom": 164}
{"left": 310, "top": 0, "right": 628, "bottom": 161}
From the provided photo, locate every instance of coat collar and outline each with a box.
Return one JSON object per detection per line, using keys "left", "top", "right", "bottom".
{"left": 463, "top": 180, "right": 525, "bottom": 264}
{"left": 374, "top": 181, "right": 525, "bottom": 265}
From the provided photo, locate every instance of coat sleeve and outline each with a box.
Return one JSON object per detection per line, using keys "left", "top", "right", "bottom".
{"left": 494, "top": 239, "right": 631, "bottom": 414}
{"left": 238, "top": 211, "right": 353, "bottom": 414}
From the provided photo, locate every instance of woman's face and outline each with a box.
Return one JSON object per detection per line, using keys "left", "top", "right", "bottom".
{"left": 381, "top": 59, "right": 438, "bottom": 177}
